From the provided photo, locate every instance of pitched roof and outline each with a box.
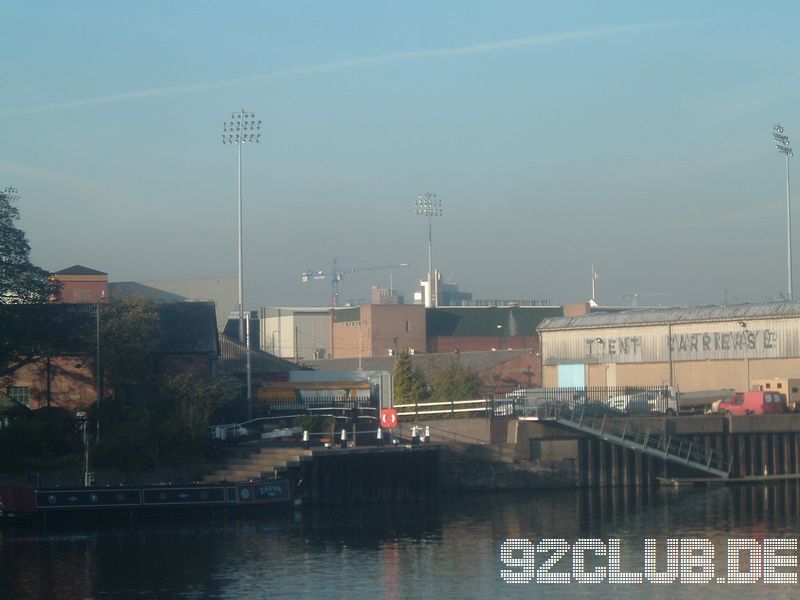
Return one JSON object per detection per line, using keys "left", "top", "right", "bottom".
{"left": 0, "top": 302, "right": 218, "bottom": 356}
{"left": 53, "top": 265, "right": 108, "bottom": 276}
{"left": 108, "top": 282, "right": 188, "bottom": 303}
{"left": 218, "top": 335, "right": 305, "bottom": 374}
{"left": 538, "top": 301, "right": 800, "bottom": 331}
{"left": 157, "top": 302, "right": 218, "bottom": 354}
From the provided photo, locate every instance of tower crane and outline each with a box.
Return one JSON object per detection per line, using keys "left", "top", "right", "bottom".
{"left": 301, "top": 258, "right": 410, "bottom": 306}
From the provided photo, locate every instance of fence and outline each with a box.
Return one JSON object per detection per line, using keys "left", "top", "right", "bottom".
{"left": 251, "top": 393, "right": 376, "bottom": 418}
{"left": 510, "top": 386, "right": 676, "bottom": 418}
{"left": 393, "top": 386, "right": 676, "bottom": 419}
{"left": 394, "top": 398, "right": 493, "bottom": 418}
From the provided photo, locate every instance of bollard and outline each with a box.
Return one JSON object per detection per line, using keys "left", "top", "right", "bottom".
{"left": 302, "top": 430, "right": 309, "bottom": 450}
{"left": 340, "top": 428, "right": 347, "bottom": 449}
{"left": 377, "top": 427, "right": 384, "bottom": 447}
{"left": 423, "top": 425, "right": 430, "bottom": 443}
{"left": 411, "top": 425, "right": 420, "bottom": 446}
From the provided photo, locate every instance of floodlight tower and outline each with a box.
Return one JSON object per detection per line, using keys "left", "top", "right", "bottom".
{"left": 415, "top": 192, "right": 442, "bottom": 307}
{"left": 222, "top": 109, "right": 261, "bottom": 416}
{"left": 774, "top": 123, "right": 794, "bottom": 299}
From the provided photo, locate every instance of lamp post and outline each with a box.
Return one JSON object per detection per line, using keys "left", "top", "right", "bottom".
{"left": 774, "top": 123, "right": 793, "bottom": 299}
{"left": 222, "top": 109, "right": 261, "bottom": 418}
{"left": 93, "top": 287, "right": 107, "bottom": 444}
{"left": 415, "top": 192, "right": 442, "bottom": 307}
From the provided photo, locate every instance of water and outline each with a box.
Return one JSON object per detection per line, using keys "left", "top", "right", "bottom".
{"left": 2, "top": 484, "right": 800, "bottom": 599}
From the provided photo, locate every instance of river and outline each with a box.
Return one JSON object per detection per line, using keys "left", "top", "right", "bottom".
{"left": 2, "top": 483, "right": 800, "bottom": 598}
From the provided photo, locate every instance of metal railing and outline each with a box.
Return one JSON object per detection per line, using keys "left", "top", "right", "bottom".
{"left": 251, "top": 394, "right": 375, "bottom": 418}
{"left": 394, "top": 398, "right": 492, "bottom": 417}
{"left": 499, "top": 386, "right": 677, "bottom": 417}
{"left": 532, "top": 400, "right": 731, "bottom": 478}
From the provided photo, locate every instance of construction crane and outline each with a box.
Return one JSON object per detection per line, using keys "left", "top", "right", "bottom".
{"left": 301, "top": 258, "right": 410, "bottom": 306}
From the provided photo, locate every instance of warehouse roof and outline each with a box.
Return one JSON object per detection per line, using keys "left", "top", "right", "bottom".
{"left": 427, "top": 306, "right": 563, "bottom": 337}
{"left": 538, "top": 301, "right": 800, "bottom": 331}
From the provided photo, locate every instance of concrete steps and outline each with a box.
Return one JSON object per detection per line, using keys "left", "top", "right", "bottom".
{"left": 203, "top": 447, "right": 313, "bottom": 483}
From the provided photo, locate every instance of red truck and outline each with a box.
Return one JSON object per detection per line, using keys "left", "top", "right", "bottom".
{"left": 716, "top": 391, "right": 787, "bottom": 415}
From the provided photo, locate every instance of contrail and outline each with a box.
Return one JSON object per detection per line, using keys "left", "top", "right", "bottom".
{"left": 4, "top": 20, "right": 685, "bottom": 115}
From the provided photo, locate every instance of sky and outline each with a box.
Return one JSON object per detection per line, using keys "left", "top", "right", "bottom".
{"left": 2, "top": 1, "right": 800, "bottom": 310}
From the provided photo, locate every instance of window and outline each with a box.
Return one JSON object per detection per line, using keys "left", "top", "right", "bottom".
{"left": 7, "top": 386, "right": 30, "bottom": 407}
{"left": 405, "top": 320, "right": 411, "bottom": 332}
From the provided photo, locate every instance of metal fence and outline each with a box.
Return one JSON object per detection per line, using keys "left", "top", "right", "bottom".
{"left": 251, "top": 394, "right": 376, "bottom": 418}
{"left": 393, "top": 386, "right": 675, "bottom": 419}
{"left": 503, "top": 386, "right": 676, "bottom": 418}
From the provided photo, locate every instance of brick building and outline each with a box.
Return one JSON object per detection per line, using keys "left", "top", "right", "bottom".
{"left": 50, "top": 265, "right": 109, "bottom": 304}
{"left": 331, "top": 304, "right": 426, "bottom": 359}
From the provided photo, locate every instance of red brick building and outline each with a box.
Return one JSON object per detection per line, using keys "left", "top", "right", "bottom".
{"left": 331, "top": 304, "right": 426, "bottom": 359}
{"left": 50, "top": 265, "right": 109, "bottom": 304}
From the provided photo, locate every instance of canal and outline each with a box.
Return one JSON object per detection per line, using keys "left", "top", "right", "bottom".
{"left": 2, "top": 483, "right": 800, "bottom": 598}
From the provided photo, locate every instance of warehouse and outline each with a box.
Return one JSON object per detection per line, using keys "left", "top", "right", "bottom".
{"left": 537, "top": 302, "right": 800, "bottom": 393}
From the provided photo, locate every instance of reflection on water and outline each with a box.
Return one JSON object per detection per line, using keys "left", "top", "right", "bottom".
{"left": 2, "top": 484, "right": 800, "bottom": 598}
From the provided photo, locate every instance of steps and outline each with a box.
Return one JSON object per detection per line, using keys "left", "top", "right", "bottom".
{"left": 203, "top": 447, "right": 313, "bottom": 483}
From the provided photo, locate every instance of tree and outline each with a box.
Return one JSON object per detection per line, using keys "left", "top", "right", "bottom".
{"left": 393, "top": 351, "right": 427, "bottom": 405}
{"left": 92, "top": 297, "right": 161, "bottom": 396}
{"left": 428, "top": 358, "right": 482, "bottom": 403}
{"left": 0, "top": 187, "right": 56, "bottom": 304}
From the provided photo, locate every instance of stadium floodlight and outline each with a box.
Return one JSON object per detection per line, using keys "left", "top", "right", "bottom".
{"left": 774, "top": 123, "right": 794, "bottom": 299}
{"left": 415, "top": 192, "right": 443, "bottom": 307}
{"left": 222, "top": 109, "right": 261, "bottom": 417}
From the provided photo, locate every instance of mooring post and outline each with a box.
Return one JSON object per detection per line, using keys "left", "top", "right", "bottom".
{"left": 377, "top": 427, "right": 384, "bottom": 447}
{"left": 423, "top": 425, "right": 430, "bottom": 443}
{"left": 340, "top": 428, "right": 347, "bottom": 449}
{"left": 303, "top": 430, "right": 309, "bottom": 450}
{"left": 412, "top": 425, "right": 420, "bottom": 446}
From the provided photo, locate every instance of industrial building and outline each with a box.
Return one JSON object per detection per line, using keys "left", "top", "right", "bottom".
{"left": 538, "top": 302, "right": 800, "bottom": 393}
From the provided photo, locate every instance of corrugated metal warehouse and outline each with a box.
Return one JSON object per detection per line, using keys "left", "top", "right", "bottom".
{"left": 538, "top": 302, "right": 800, "bottom": 393}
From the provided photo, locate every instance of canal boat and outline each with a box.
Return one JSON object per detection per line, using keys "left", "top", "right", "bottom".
{"left": 0, "top": 478, "right": 291, "bottom": 523}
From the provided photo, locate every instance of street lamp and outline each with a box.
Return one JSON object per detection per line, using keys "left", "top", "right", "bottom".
{"left": 774, "top": 123, "right": 793, "bottom": 299}
{"left": 415, "top": 192, "right": 442, "bottom": 307}
{"left": 222, "top": 109, "right": 261, "bottom": 418}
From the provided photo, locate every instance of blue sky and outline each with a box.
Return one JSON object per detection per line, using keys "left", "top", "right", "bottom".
{"left": 2, "top": 1, "right": 799, "bottom": 309}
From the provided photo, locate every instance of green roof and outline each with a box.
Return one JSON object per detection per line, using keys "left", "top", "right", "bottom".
{"left": 427, "top": 306, "right": 563, "bottom": 337}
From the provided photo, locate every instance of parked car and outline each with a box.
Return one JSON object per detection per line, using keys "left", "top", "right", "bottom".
{"left": 714, "top": 391, "right": 786, "bottom": 415}
{"left": 608, "top": 389, "right": 675, "bottom": 415}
